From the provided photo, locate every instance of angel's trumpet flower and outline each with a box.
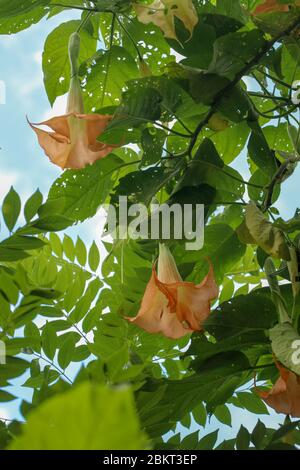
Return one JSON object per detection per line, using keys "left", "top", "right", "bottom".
{"left": 127, "top": 244, "right": 219, "bottom": 339}
{"left": 29, "top": 32, "right": 116, "bottom": 169}
{"left": 257, "top": 363, "right": 300, "bottom": 417}
{"left": 135, "top": 0, "right": 198, "bottom": 43}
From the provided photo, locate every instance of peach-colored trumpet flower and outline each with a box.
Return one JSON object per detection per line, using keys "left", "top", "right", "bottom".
{"left": 29, "top": 32, "right": 116, "bottom": 169}
{"left": 257, "top": 363, "right": 300, "bottom": 417}
{"left": 127, "top": 244, "right": 219, "bottom": 339}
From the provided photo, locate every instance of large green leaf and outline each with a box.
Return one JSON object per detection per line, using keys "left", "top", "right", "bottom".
{"left": 270, "top": 322, "right": 300, "bottom": 375}
{"left": 82, "top": 46, "right": 139, "bottom": 110}
{"left": 245, "top": 202, "right": 290, "bottom": 260}
{"left": 208, "top": 29, "right": 266, "bottom": 80}
{"left": 0, "top": 0, "right": 49, "bottom": 34}
{"left": 39, "top": 154, "right": 124, "bottom": 222}
{"left": 175, "top": 138, "right": 245, "bottom": 202}
{"left": 204, "top": 290, "right": 278, "bottom": 339}
{"left": 10, "top": 382, "right": 147, "bottom": 450}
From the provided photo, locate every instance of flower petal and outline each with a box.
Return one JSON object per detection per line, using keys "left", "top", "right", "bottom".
{"left": 29, "top": 113, "right": 116, "bottom": 169}
{"left": 30, "top": 115, "right": 71, "bottom": 138}
{"left": 127, "top": 268, "right": 191, "bottom": 339}
{"left": 28, "top": 120, "right": 71, "bottom": 169}
{"left": 157, "top": 261, "right": 219, "bottom": 331}
{"left": 157, "top": 244, "right": 182, "bottom": 283}
{"left": 80, "top": 114, "right": 113, "bottom": 143}
{"left": 257, "top": 364, "right": 300, "bottom": 417}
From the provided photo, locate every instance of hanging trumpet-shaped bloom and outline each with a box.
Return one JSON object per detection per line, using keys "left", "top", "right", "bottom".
{"left": 127, "top": 244, "right": 219, "bottom": 339}
{"left": 257, "top": 363, "right": 300, "bottom": 417}
{"left": 135, "top": 0, "right": 198, "bottom": 43}
{"left": 29, "top": 32, "right": 117, "bottom": 170}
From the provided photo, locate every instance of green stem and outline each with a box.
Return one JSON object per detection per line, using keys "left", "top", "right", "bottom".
{"left": 116, "top": 16, "right": 143, "bottom": 60}
{"left": 161, "top": 103, "right": 193, "bottom": 135}
{"left": 49, "top": 3, "right": 96, "bottom": 12}
{"left": 32, "top": 352, "right": 73, "bottom": 385}
{"left": 259, "top": 69, "right": 296, "bottom": 90}
{"left": 263, "top": 156, "right": 300, "bottom": 212}
{"left": 62, "top": 312, "right": 89, "bottom": 345}
{"left": 186, "top": 160, "right": 265, "bottom": 189}
{"left": 175, "top": 16, "right": 300, "bottom": 159}
{"left": 101, "top": 13, "right": 116, "bottom": 107}
{"left": 76, "top": 10, "right": 93, "bottom": 33}
{"left": 248, "top": 91, "right": 290, "bottom": 102}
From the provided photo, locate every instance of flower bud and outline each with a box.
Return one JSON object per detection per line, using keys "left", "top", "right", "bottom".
{"left": 67, "top": 32, "right": 84, "bottom": 114}
{"left": 68, "top": 32, "right": 81, "bottom": 77}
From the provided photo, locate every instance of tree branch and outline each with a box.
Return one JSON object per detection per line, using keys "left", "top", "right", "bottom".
{"left": 181, "top": 16, "right": 300, "bottom": 158}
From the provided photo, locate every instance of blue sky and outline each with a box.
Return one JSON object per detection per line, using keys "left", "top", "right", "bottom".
{"left": 0, "top": 10, "right": 298, "bottom": 444}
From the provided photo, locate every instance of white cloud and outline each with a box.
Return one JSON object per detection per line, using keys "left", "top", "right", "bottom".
{"left": 18, "top": 76, "right": 43, "bottom": 97}
{"left": 33, "top": 50, "right": 42, "bottom": 66}
{"left": 0, "top": 171, "right": 20, "bottom": 200}
{"left": 0, "top": 406, "right": 11, "bottom": 421}
{"left": 42, "top": 94, "right": 68, "bottom": 120}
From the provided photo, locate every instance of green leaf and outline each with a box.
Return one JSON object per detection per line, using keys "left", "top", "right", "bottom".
{"left": 83, "top": 45, "right": 139, "bottom": 110}
{"left": 214, "top": 404, "right": 232, "bottom": 427}
{"left": 26, "top": 215, "right": 73, "bottom": 233}
{"left": 0, "top": 358, "right": 30, "bottom": 385}
{"left": 192, "top": 403, "right": 207, "bottom": 427}
{"left": 270, "top": 419, "right": 300, "bottom": 444}
{"left": 43, "top": 20, "right": 97, "bottom": 105}
{"left": 0, "top": 0, "right": 49, "bottom": 34}
{"left": 179, "top": 430, "right": 199, "bottom": 450}
{"left": 176, "top": 139, "right": 245, "bottom": 202}
{"left": 49, "top": 233, "right": 63, "bottom": 257}
{"left": 42, "top": 323, "right": 57, "bottom": 361}
{"left": 178, "top": 223, "right": 245, "bottom": 283}
{"left": 196, "top": 430, "right": 218, "bottom": 450}
{"left": 208, "top": 29, "right": 266, "bottom": 80}
{"left": 236, "top": 425, "right": 250, "bottom": 450}
{"left": 0, "top": 234, "right": 45, "bottom": 251}
{"left": 269, "top": 322, "right": 300, "bottom": 375}
{"left": 57, "top": 334, "right": 76, "bottom": 370}
{"left": 140, "top": 128, "right": 166, "bottom": 167}
{"left": 207, "top": 121, "right": 250, "bottom": 164}
{"left": 251, "top": 420, "right": 268, "bottom": 449}
{"left": 113, "top": 164, "right": 182, "bottom": 207}
{"left": 111, "top": 86, "right": 162, "bottom": 129}
{"left": 245, "top": 202, "right": 290, "bottom": 260}
{"left": 63, "top": 235, "right": 75, "bottom": 262}
{"left": 76, "top": 237, "right": 87, "bottom": 266}
{"left": 10, "top": 382, "right": 147, "bottom": 450}
{"left": 0, "top": 270, "right": 19, "bottom": 304}
{"left": 24, "top": 190, "right": 43, "bottom": 223}
{"left": 2, "top": 187, "right": 21, "bottom": 232}
{"left": 204, "top": 290, "right": 277, "bottom": 340}
{"left": 39, "top": 154, "right": 124, "bottom": 222}
{"left": 88, "top": 242, "right": 100, "bottom": 272}
{"left": 248, "top": 123, "right": 278, "bottom": 176}
{"left": 157, "top": 352, "right": 251, "bottom": 425}
{"left": 0, "top": 390, "right": 16, "bottom": 402}
{"left": 237, "top": 391, "right": 269, "bottom": 415}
